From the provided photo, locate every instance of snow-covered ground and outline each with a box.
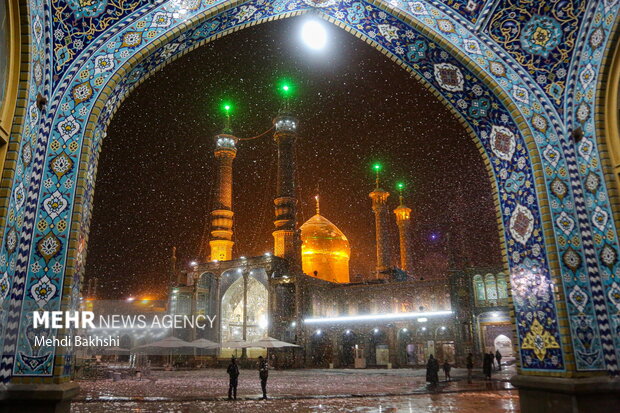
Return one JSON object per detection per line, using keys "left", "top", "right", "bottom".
{"left": 72, "top": 366, "right": 518, "bottom": 411}
{"left": 72, "top": 391, "right": 520, "bottom": 412}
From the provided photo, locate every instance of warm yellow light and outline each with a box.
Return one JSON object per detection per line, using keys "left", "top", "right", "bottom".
{"left": 302, "top": 249, "right": 350, "bottom": 258}
{"left": 300, "top": 213, "right": 350, "bottom": 283}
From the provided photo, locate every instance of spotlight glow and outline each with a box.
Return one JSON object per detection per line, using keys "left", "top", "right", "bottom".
{"left": 304, "top": 310, "right": 452, "bottom": 324}
{"left": 301, "top": 20, "right": 327, "bottom": 50}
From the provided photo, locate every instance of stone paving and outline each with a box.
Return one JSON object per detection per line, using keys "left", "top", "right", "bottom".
{"left": 72, "top": 391, "right": 520, "bottom": 412}
{"left": 72, "top": 366, "right": 518, "bottom": 411}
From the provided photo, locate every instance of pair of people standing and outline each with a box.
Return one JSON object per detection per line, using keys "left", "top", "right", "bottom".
{"left": 226, "top": 355, "right": 270, "bottom": 400}
{"left": 426, "top": 355, "right": 453, "bottom": 384}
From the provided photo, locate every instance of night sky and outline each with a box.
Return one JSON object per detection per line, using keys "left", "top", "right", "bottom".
{"left": 85, "top": 17, "right": 502, "bottom": 300}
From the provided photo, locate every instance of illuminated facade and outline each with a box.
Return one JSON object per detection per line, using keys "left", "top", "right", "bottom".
{"left": 156, "top": 102, "right": 512, "bottom": 372}
{"left": 450, "top": 269, "right": 513, "bottom": 360}
{"left": 300, "top": 197, "right": 350, "bottom": 284}
{"left": 302, "top": 268, "right": 512, "bottom": 368}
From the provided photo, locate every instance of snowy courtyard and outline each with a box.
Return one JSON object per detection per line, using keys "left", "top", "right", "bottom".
{"left": 72, "top": 366, "right": 518, "bottom": 412}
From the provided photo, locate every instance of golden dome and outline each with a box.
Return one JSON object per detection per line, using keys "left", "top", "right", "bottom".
{"left": 300, "top": 212, "right": 350, "bottom": 284}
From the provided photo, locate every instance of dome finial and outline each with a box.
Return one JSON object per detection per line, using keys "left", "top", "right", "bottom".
{"left": 315, "top": 194, "right": 320, "bottom": 215}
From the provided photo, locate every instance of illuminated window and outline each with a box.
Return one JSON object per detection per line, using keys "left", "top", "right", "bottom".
{"left": 496, "top": 273, "right": 508, "bottom": 299}
{"left": 473, "top": 275, "right": 485, "bottom": 302}
{"left": 485, "top": 274, "right": 498, "bottom": 300}
{"left": 221, "top": 276, "right": 268, "bottom": 342}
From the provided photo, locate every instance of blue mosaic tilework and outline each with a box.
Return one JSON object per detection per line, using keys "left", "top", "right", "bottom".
{"left": 434, "top": 0, "right": 488, "bottom": 24}
{"left": 483, "top": 0, "right": 587, "bottom": 112}
{"left": 565, "top": 0, "right": 620, "bottom": 369}
{"left": 0, "top": 0, "right": 55, "bottom": 380}
{"left": 2, "top": 0, "right": 620, "bottom": 381}
{"left": 50, "top": 0, "right": 153, "bottom": 81}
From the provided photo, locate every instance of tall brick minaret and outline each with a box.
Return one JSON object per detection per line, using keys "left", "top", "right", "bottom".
{"left": 393, "top": 183, "right": 414, "bottom": 277}
{"left": 208, "top": 109, "right": 237, "bottom": 262}
{"left": 369, "top": 163, "right": 390, "bottom": 278}
{"left": 272, "top": 111, "right": 299, "bottom": 263}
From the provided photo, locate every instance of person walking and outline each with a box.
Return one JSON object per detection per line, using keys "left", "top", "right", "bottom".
{"left": 466, "top": 353, "right": 474, "bottom": 384}
{"left": 426, "top": 354, "right": 439, "bottom": 387}
{"left": 226, "top": 356, "right": 239, "bottom": 400}
{"left": 483, "top": 352, "right": 493, "bottom": 380}
{"left": 257, "top": 355, "right": 269, "bottom": 399}
{"left": 442, "top": 360, "right": 452, "bottom": 381}
{"left": 495, "top": 350, "right": 503, "bottom": 371}
{"left": 270, "top": 352, "right": 278, "bottom": 370}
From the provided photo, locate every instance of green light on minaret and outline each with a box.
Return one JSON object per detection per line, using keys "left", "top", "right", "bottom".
{"left": 221, "top": 101, "right": 233, "bottom": 130}
{"left": 372, "top": 162, "right": 383, "bottom": 188}
{"left": 396, "top": 182, "right": 405, "bottom": 202}
{"left": 277, "top": 80, "right": 294, "bottom": 110}
{"left": 278, "top": 81, "right": 294, "bottom": 98}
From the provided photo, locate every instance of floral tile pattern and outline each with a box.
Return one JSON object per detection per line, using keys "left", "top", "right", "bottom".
{"left": 484, "top": 0, "right": 587, "bottom": 110}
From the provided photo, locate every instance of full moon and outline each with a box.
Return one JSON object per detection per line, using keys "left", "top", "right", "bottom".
{"left": 301, "top": 20, "right": 327, "bottom": 50}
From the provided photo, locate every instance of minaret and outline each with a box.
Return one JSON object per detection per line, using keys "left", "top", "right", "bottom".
{"left": 208, "top": 106, "right": 237, "bottom": 262}
{"left": 369, "top": 163, "right": 390, "bottom": 278}
{"left": 393, "top": 183, "right": 414, "bottom": 277}
{"left": 272, "top": 110, "right": 299, "bottom": 263}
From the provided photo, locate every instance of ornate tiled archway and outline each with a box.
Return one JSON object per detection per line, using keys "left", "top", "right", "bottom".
{"left": 0, "top": 0, "right": 619, "bottom": 400}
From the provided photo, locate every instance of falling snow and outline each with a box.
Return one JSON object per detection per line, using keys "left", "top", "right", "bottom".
{"left": 86, "top": 17, "right": 502, "bottom": 299}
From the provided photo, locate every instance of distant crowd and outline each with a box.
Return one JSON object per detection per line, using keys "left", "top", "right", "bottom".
{"left": 425, "top": 350, "right": 503, "bottom": 386}
{"left": 223, "top": 349, "right": 505, "bottom": 400}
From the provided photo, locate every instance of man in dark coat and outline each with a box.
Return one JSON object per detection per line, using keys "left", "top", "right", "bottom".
{"left": 257, "top": 355, "right": 269, "bottom": 399}
{"left": 226, "top": 356, "right": 239, "bottom": 400}
{"left": 426, "top": 354, "right": 439, "bottom": 386}
{"left": 466, "top": 353, "right": 474, "bottom": 384}
{"left": 442, "top": 360, "right": 452, "bottom": 381}
{"left": 495, "top": 350, "right": 503, "bottom": 371}
{"left": 483, "top": 352, "right": 493, "bottom": 380}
